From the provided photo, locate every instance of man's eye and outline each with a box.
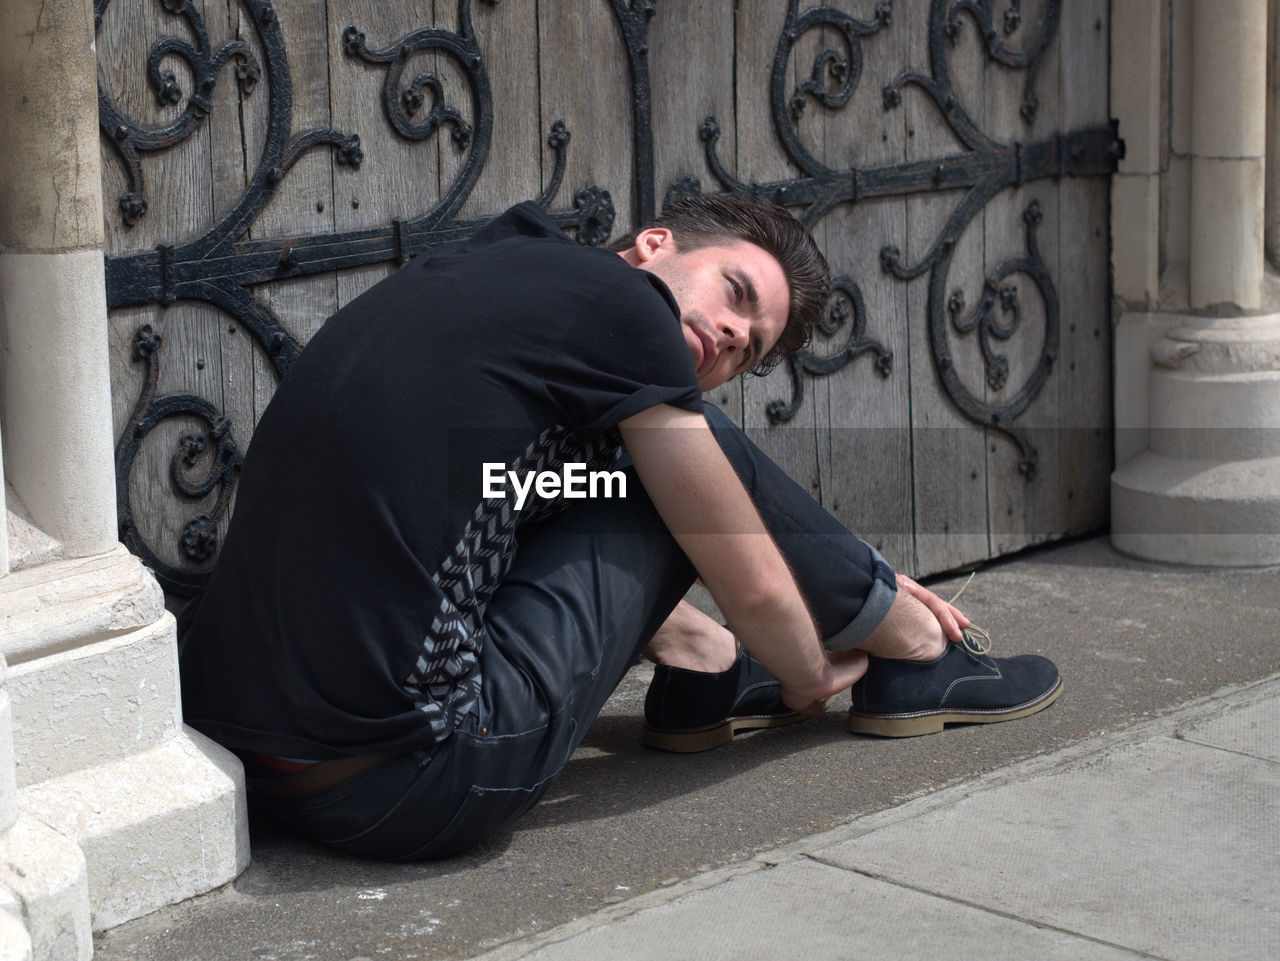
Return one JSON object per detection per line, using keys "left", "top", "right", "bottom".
{"left": 729, "top": 279, "right": 742, "bottom": 301}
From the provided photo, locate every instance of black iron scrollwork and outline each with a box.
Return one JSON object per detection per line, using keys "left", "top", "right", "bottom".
{"left": 101, "top": 0, "right": 609, "bottom": 592}
{"left": 944, "top": 0, "right": 1057, "bottom": 125}
{"left": 96, "top": 0, "right": 264, "bottom": 227}
{"left": 608, "top": 0, "right": 658, "bottom": 224}
{"left": 902, "top": 199, "right": 1058, "bottom": 478}
{"left": 680, "top": 0, "right": 1119, "bottom": 477}
{"left": 766, "top": 277, "right": 893, "bottom": 425}
{"left": 342, "top": 26, "right": 473, "bottom": 149}
{"left": 116, "top": 324, "right": 244, "bottom": 594}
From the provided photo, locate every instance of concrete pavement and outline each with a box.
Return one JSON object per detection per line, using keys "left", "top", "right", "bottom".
{"left": 473, "top": 675, "right": 1280, "bottom": 961}
{"left": 92, "top": 535, "right": 1279, "bottom": 961}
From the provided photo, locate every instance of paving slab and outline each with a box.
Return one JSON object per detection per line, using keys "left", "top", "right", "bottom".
{"left": 500, "top": 858, "right": 1151, "bottom": 961}
{"left": 478, "top": 680, "right": 1280, "bottom": 961}
{"left": 1177, "top": 695, "right": 1280, "bottom": 761}
{"left": 815, "top": 719, "right": 1280, "bottom": 960}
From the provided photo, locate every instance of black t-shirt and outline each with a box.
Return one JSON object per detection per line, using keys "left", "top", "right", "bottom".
{"left": 178, "top": 203, "right": 702, "bottom": 758}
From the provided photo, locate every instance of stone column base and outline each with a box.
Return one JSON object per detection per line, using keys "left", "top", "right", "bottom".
{"left": 17, "top": 729, "right": 248, "bottom": 931}
{"left": 1111, "top": 450, "right": 1280, "bottom": 565}
{"left": 1, "top": 546, "right": 249, "bottom": 934}
{"left": 0, "top": 903, "right": 33, "bottom": 961}
{"left": 1111, "top": 313, "right": 1280, "bottom": 566}
{"left": 0, "top": 816, "right": 91, "bottom": 961}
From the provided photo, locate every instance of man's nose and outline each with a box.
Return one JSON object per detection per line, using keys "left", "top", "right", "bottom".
{"left": 720, "top": 316, "right": 749, "bottom": 351}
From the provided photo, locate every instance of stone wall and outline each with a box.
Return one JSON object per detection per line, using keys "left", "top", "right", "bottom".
{"left": 1110, "top": 0, "right": 1280, "bottom": 565}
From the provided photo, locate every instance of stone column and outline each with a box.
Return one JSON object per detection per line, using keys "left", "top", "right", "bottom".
{"left": 1111, "top": 0, "right": 1280, "bottom": 566}
{"left": 0, "top": 0, "right": 249, "bottom": 942}
{"left": 0, "top": 0, "right": 116, "bottom": 559}
{"left": 1267, "top": 0, "right": 1280, "bottom": 267}
{"left": 0, "top": 430, "right": 8, "bottom": 580}
{"left": 1110, "top": 0, "right": 1164, "bottom": 468}
{"left": 1189, "top": 0, "right": 1267, "bottom": 309}
{"left": 1110, "top": 0, "right": 1162, "bottom": 311}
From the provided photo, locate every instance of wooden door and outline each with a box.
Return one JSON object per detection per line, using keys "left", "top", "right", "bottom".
{"left": 98, "top": 0, "right": 1118, "bottom": 593}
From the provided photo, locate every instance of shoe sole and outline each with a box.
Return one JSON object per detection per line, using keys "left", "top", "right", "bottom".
{"left": 643, "top": 697, "right": 835, "bottom": 754}
{"left": 847, "top": 676, "right": 1064, "bottom": 738}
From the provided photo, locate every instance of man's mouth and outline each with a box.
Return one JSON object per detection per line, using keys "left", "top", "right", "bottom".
{"left": 690, "top": 325, "right": 716, "bottom": 375}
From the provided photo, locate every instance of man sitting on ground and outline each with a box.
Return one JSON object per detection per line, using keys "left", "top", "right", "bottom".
{"left": 178, "top": 195, "right": 1062, "bottom": 860}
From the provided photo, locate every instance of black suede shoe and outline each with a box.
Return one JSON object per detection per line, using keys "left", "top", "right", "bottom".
{"left": 848, "top": 642, "right": 1063, "bottom": 737}
{"left": 643, "top": 649, "right": 812, "bottom": 753}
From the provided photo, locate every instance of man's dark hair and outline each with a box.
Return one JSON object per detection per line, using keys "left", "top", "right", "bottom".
{"left": 610, "top": 195, "right": 830, "bottom": 376}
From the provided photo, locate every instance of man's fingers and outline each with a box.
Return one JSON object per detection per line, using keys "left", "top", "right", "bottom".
{"left": 897, "top": 574, "right": 970, "bottom": 642}
{"left": 926, "top": 597, "right": 963, "bottom": 643}
{"left": 928, "top": 598, "right": 967, "bottom": 641}
{"left": 780, "top": 650, "right": 869, "bottom": 714}
{"left": 781, "top": 688, "right": 824, "bottom": 716}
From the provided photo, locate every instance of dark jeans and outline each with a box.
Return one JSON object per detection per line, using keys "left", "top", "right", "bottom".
{"left": 252, "top": 406, "right": 898, "bottom": 859}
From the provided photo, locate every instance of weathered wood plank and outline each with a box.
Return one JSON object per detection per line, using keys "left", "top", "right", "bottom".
{"left": 1057, "top": 0, "right": 1112, "bottom": 535}
{"left": 813, "top": 1, "right": 914, "bottom": 573}
{"left": 982, "top": 0, "right": 1064, "bottom": 558}
{"left": 650, "top": 1, "right": 735, "bottom": 212}
{"left": 199, "top": 0, "right": 262, "bottom": 535}
{"left": 460, "top": 0, "right": 543, "bottom": 216}
{"left": 904, "top": 0, "right": 991, "bottom": 575}
{"left": 538, "top": 1, "right": 636, "bottom": 239}
{"left": 218, "top": 1, "right": 330, "bottom": 458}
{"left": 652, "top": 1, "right": 741, "bottom": 423}
{"left": 251, "top": 1, "right": 339, "bottom": 343}
{"left": 738, "top": 0, "right": 823, "bottom": 509}
{"left": 328, "top": 0, "right": 444, "bottom": 313}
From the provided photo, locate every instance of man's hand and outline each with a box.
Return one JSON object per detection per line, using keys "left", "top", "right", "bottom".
{"left": 781, "top": 648, "right": 869, "bottom": 717}
{"left": 895, "top": 574, "right": 971, "bottom": 644}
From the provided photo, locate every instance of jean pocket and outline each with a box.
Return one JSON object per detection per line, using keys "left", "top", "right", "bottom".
{"left": 268, "top": 752, "right": 434, "bottom": 853}
{"left": 394, "top": 717, "right": 579, "bottom": 861}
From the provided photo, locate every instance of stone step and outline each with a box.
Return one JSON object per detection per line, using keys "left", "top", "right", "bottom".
{"left": 7, "top": 617, "right": 181, "bottom": 789}
{"left": 17, "top": 730, "right": 248, "bottom": 931}
{"left": 1112, "top": 450, "right": 1280, "bottom": 564}
{"left": 0, "top": 546, "right": 163, "bottom": 667}
{"left": 0, "top": 816, "right": 91, "bottom": 961}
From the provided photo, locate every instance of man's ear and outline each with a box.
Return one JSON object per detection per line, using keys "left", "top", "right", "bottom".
{"left": 632, "top": 227, "right": 674, "bottom": 263}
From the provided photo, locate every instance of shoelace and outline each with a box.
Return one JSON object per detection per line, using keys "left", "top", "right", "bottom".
{"left": 947, "top": 571, "right": 992, "bottom": 656}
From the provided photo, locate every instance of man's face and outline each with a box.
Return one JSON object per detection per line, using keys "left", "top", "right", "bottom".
{"left": 625, "top": 229, "right": 790, "bottom": 391}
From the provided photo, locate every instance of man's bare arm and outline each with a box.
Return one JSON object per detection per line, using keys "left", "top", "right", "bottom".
{"left": 619, "top": 404, "right": 867, "bottom": 711}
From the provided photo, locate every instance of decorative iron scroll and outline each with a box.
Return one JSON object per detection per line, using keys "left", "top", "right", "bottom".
{"left": 100, "top": 0, "right": 615, "bottom": 592}
{"left": 686, "top": 0, "right": 1120, "bottom": 481}
{"left": 101, "top": 0, "right": 1120, "bottom": 593}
